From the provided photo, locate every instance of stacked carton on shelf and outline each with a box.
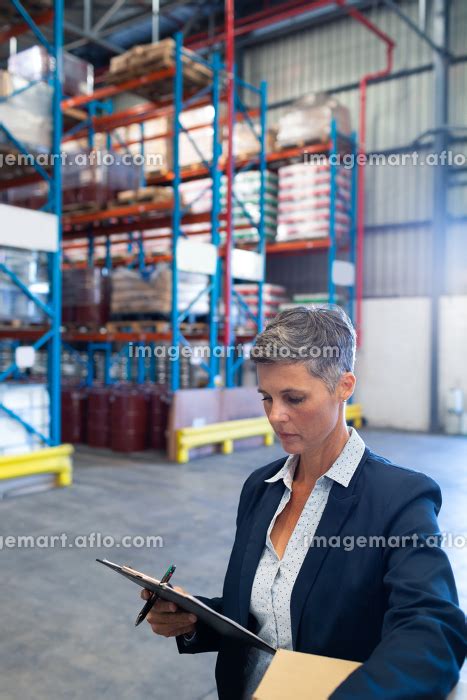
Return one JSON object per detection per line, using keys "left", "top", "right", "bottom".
{"left": 232, "top": 283, "right": 289, "bottom": 332}
{"left": 277, "top": 161, "right": 351, "bottom": 242}
{"left": 220, "top": 171, "right": 278, "bottom": 243}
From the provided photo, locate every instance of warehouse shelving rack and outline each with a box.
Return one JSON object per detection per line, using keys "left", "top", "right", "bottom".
{"left": 0, "top": 0, "right": 63, "bottom": 450}
{"left": 54, "top": 33, "right": 270, "bottom": 393}
{"left": 224, "top": 118, "right": 358, "bottom": 387}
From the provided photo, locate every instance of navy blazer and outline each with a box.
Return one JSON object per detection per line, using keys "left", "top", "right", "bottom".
{"left": 177, "top": 447, "right": 467, "bottom": 699}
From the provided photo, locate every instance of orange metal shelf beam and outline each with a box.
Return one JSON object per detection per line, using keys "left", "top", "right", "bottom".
{"left": 63, "top": 200, "right": 174, "bottom": 226}
{"left": 62, "top": 239, "right": 332, "bottom": 270}
{"left": 0, "top": 8, "right": 53, "bottom": 42}
{"left": 62, "top": 93, "right": 214, "bottom": 141}
{"left": 61, "top": 67, "right": 175, "bottom": 111}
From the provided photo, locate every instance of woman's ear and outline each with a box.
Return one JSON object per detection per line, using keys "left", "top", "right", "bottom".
{"left": 337, "top": 372, "right": 356, "bottom": 403}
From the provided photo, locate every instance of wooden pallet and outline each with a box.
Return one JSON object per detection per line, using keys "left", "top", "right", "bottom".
{"left": 0, "top": 319, "right": 41, "bottom": 329}
{"left": 180, "top": 322, "right": 208, "bottom": 336}
{"left": 62, "top": 201, "right": 103, "bottom": 214}
{"left": 106, "top": 320, "right": 170, "bottom": 334}
{"left": 104, "top": 38, "right": 212, "bottom": 100}
{"left": 62, "top": 323, "right": 107, "bottom": 334}
{"left": 116, "top": 186, "right": 174, "bottom": 206}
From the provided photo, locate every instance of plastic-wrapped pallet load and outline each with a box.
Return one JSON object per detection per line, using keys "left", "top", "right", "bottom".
{"left": 231, "top": 283, "right": 289, "bottom": 332}
{"left": 179, "top": 178, "right": 213, "bottom": 214}
{"left": 110, "top": 265, "right": 209, "bottom": 317}
{"left": 0, "top": 76, "right": 52, "bottom": 152}
{"left": 0, "top": 383, "right": 49, "bottom": 456}
{"left": 0, "top": 248, "right": 49, "bottom": 323}
{"left": 229, "top": 122, "right": 277, "bottom": 157}
{"left": 220, "top": 171, "right": 278, "bottom": 243}
{"left": 62, "top": 154, "right": 142, "bottom": 210}
{"left": 276, "top": 93, "right": 351, "bottom": 148}
{"left": 277, "top": 161, "right": 351, "bottom": 242}
{"left": 8, "top": 46, "right": 94, "bottom": 96}
{"left": 62, "top": 268, "right": 111, "bottom": 326}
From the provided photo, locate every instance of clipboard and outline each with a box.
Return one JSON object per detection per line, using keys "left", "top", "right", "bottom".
{"left": 96, "top": 558, "right": 276, "bottom": 656}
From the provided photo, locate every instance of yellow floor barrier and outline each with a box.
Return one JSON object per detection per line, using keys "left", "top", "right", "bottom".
{"left": 176, "top": 405, "right": 364, "bottom": 463}
{"left": 176, "top": 417, "right": 274, "bottom": 463}
{"left": 345, "top": 403, "right": 363, "bottom": 429}
{"left": 0, "top": 444, "right": 74, "bottom": 488}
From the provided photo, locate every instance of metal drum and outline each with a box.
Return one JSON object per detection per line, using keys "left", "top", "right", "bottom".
{"left": 61, "top": 385, "right": 87, "bottom": 444}
{"left": 148, "top": 384, "right": 170, "bottom": 451}
{"left": 86, "top": 385, "right": 112, "bottom": 448}
{"left": 110, "top": 385, "right": 149, "bottom": 452}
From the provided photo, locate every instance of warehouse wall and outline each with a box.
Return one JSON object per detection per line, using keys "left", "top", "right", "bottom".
{"left": 354, "top": 295, "right": 467, "bottom": 431}
{"left": 243, "top": 0, "right": 467, "bottom": 298}
{"left": 354, "top": 297, "right": 432, "bottom": 431}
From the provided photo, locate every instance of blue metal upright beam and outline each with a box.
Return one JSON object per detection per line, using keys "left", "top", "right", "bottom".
{"left": 170, "top": 32, "right": 183, "bottom": 392}
{"left": 208, "top": 52, "right": 221, "bottom": 388}
{"left": 328, "top": 118, "right": 338, "bottom": 307}
{"left": 49, "top": 0, "right": 63, "bottom": 445}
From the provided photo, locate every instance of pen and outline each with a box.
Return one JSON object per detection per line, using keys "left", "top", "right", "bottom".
{"left": 135, "top": 564, "right": 176, "bottom": 627}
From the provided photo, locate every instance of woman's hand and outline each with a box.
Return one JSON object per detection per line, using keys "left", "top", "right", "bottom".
{"left": 141, "top": 586, "right": 198, "bottom": 637}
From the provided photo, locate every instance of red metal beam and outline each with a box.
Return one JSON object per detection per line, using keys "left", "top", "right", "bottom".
{"left": 61, "top": 67, "right": 175, "bottom": 110}
{"left": 223, "top": 0, "right": 235, "bottom": 350}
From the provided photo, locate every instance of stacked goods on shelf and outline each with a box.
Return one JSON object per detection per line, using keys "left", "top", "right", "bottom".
{"left": 279, "top": 292, "right": 345, "bottom": 311}
{"left": 179, "top": 105, "right": 217, "bottom": 169}
{"left": 8, "top": 46, "right": 94, "bottom": 97}
{"left": 0, "top": 248, "right": 48, "bottom": 323}
{"left": 0, "top": 72, "right": 52, "bottom": 153}
{"left": 1, "top": 180, "right": 49, "bottom": 209}
{"left": 62, "top": 268, "right": 111, "bottom": 326}
{"left": 277, "top": 161, "right": 351, "bottom": 242}
{"left": 62, "top": 156, "right": 142, "bottom": 211}
{"left": 0, "top": 383, "right": 49, "bottom": 455}
{"left": 179, "top": 177, "right": 212, "bottom": 213}
{"left": 110, "top": 265, "right": 209, "bottom": 317}
{"left": 121, "top": 115, "right": 171, "bottom": 176}
{"left": 232, "top": 283, "right": 289, "bottom": 332}
{"left": 105, "top": 38, "right": 212, "bottom": 100}
{"left": 231, "top": 122, "right": 276, "bottom": 158}
{"left": 276, "top": 93, "right": 351, "bottom": 148}
{"left": 116, "top": 185, "right": 173, "bottom": 207}
{"left": 220, "top": 171, "right": 278, "bottom": 243}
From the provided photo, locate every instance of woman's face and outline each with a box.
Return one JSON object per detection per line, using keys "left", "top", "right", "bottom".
{"left": 257, "top": 362, "right": 355, "bottom": 454}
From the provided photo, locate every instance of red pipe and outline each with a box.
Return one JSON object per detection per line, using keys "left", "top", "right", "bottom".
{"left": 223, "top": 0, "right": 235, "bottom": 350}
{"left": 336, "top": 0, "right": 395, "bottom": 345}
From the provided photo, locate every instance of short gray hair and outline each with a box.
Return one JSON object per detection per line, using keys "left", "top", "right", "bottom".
{"left": 251, "top": 305, "right": 356, "bottom": 392}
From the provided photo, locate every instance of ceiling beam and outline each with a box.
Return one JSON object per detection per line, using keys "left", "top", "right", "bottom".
{"left": 63, "top": 20, "right": 125, "bottom": 54}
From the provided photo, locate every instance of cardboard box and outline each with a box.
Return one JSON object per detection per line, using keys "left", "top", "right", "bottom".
{"left": 252, "top": 649, "right": 466, "bottom": 700}
{"left": 0, "top": 70, "right": 11, "bottom": 97}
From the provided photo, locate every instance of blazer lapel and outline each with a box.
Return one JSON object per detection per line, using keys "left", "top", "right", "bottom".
{"left": 290, "top": 448, "right": 369, "bottom": 647}
{"left": 238, "top": 478, "right": 285, "bottom": 627}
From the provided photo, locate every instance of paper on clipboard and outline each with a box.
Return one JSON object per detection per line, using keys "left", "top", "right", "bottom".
{"left": 96, "top": 558, "right": 276, "bottom": 656}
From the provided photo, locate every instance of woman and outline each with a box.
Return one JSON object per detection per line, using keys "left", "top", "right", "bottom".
{"left": 142, "top": 306, "right": 466, "bottom": 699}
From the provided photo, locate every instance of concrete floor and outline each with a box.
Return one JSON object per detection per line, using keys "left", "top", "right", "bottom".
{"left": 1, "top": 429, "right": 466, "bottom": 699}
